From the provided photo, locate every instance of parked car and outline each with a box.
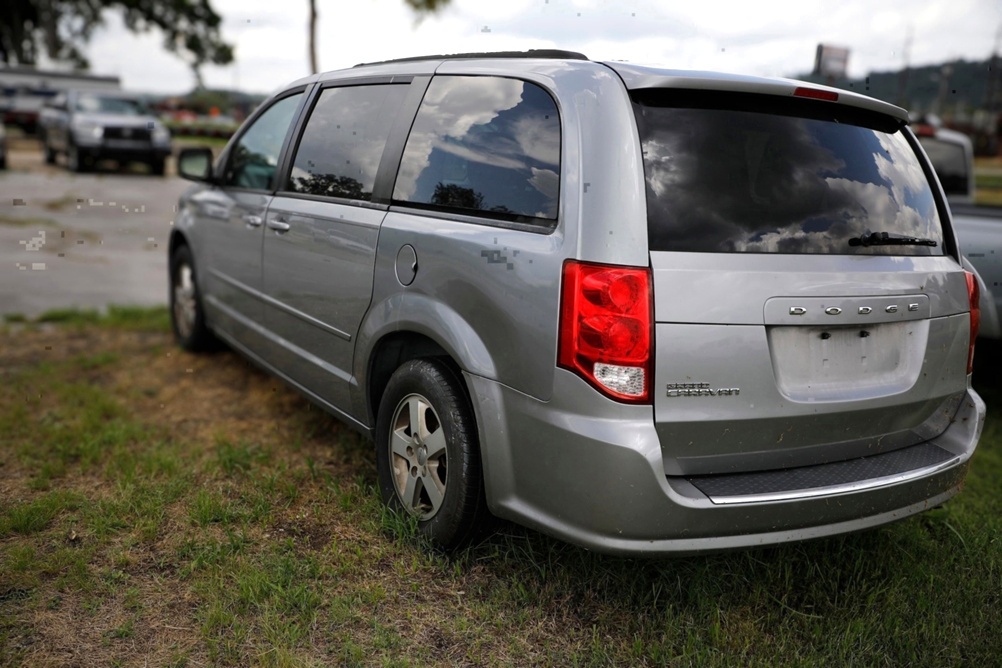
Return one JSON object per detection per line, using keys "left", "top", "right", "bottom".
{"left": 39, "top": 90, "right": 172, "bottom": 174}
{"left": 169, "top": 51, "right": 984, "bottom": 555}
{"left": 913, "top": 120, "right": 1002, "bottom": 340}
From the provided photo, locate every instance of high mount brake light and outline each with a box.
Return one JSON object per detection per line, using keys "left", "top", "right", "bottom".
{"left": 792, "top": 87, "right": 839, "bottom": 102}
{"left": 965, "top": 271, "right": 980, "bottom": 374}
{"left": 558, "top": 261, "right": 653, "bottom": 403}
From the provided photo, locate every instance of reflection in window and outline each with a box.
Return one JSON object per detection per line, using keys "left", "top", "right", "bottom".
{"left": 225, "top": 93, "right": 302, "bottom": 190}
{"left": 634, "top": 96, "right": 944, "bottom": 255}
{"left": 393, "top": 76, "right": 560, "bottom": 223}
{"left": 288, "top": 84, "right": 408, "bottom": 201}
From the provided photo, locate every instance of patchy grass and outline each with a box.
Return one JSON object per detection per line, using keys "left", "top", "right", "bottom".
{"left": 0, "top": 316, "right": 1000, "bottom": 666}
{"left": 25, "top": 305, "right": 171, "bottom": 331}
{"left": 975, "top": 172, "right": 1002, "bottom": 190}
{"left": 0, "top": 213, "right": 59, "bottom": 228}
{"left": 975, "top": 188, "right": 1002, "bottom": 206}
{"left": 974, "top": 162, "right": 1002, "bottom": 205}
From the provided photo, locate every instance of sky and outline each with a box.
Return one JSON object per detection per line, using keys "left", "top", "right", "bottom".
{"left": 67, "top": 0, "right": 1002, "bottom": 95}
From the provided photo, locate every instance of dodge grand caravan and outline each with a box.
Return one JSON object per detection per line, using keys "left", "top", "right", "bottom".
{"left": 169, "top": 50, "right": 984, "bottom": 555}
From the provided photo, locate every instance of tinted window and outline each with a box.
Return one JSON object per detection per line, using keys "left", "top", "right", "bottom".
{"left": 918, "top": 136, "right": 969, "bottom": 197}
{"left": 287, "top": 84, "right": 408, "bottom": 201}
{"left": 634, "top": 92, "right": 944, "bottom": 255}
{"left": 224, "top": 93, "right": 303, "bottom": 190}
{"left": 75, "top": 94, "right": 146, "bottom": 115}
{"left": 393, "top": 76, "right": 560, "bottom": 224}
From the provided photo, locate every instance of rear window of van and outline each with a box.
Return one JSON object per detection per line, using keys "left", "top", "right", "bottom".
{"left": 633, "top": 90, "right": 945, "bottom": 255}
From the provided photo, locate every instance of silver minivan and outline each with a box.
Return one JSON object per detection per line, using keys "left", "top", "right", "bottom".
{"left": 169, "top": 50, "right": 984, "bottom": 555}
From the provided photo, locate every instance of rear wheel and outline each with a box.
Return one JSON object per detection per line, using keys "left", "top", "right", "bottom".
{"left": 376, "top": 358, "right": 490, "bottom": 550}
{"left": 43, "top": 141, "right": 56, "bottom": 165}
{"left": 169, "top": 244, "right": 217, "bottom": 352}
{"left": 149, "top": 157, "right": 166, "bottom": 176}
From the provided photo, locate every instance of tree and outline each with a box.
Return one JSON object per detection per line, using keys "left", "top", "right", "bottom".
{"left": 307, "top": 0, "right": 451, "bottom": 75}
{"left": 0, "top": 0, "right": 233, "bottom": 85}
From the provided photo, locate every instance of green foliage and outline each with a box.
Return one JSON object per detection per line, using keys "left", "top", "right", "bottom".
{"left": 401, "top": 0, "right": 453, "bottom": 12}
{"left": 0, "top": 0, "right": 233, "bottom": 82}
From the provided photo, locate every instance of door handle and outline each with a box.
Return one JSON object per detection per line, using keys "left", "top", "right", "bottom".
{"left": 267, "top": 218, "right": 291, "bottom": 232}
{"left": 242, "top": 214, "right": 263, "bottom": 227}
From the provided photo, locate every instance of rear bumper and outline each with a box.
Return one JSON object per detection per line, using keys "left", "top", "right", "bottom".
{"left": 468, "top": 370, "right": 984, "bottom": 556}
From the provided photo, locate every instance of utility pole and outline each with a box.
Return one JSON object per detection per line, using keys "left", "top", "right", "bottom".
{"left": 308, "top": 0, "right": 319, "bottom": 75}
{"left": 984, "top": 23, "right": 1002, "bottom": 113}
{"left": 934, "top": 64, "right": 953, "bottom": 116}
{"left": 897, "top": 25, "right": 913, "bottom": 108}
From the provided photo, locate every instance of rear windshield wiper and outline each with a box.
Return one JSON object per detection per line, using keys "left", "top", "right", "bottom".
{"left": 848, "top": 232, "right": 938, "bottom": 247}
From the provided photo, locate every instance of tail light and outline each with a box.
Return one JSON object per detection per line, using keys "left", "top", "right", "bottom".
{"left": 793, "top": 87, "right": 839, "bottom": 102}
{"left": 558, "top": 260, "right": 653, "bottom": 403}
{"left": 965, "top": 271, "right": 980, "bottom": 374}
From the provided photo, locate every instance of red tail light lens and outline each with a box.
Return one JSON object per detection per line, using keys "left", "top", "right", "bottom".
{"left": 793, "top": 87, "right": 839, "bottom": 102}
{"left": 558, "top": 260, "right": 653, "bottom": 403}
{"left": 965, "top": 271, "right": 980, "bottom": 374}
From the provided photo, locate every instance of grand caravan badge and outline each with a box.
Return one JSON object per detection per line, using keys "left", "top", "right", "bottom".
{"left": 666, "top": 382, "right": 740, "bottom": 398}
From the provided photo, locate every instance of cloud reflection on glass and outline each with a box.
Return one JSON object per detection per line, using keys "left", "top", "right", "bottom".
{"left": 637, "top": 103, "right": 943, "bottom": 255}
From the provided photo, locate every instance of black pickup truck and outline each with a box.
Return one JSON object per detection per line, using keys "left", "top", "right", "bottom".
{"left": 38, "top": 90, "right": 172, "bottom": 175}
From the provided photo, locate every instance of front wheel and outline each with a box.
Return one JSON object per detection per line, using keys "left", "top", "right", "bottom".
{"left": 67, "top": 144, "right": 89, "bottom": 173}
{"left": 375, "top": 358, "right": 490, "bottom": 550}
{"left": 169, "top": 244, "right": 217, "bottom": 352}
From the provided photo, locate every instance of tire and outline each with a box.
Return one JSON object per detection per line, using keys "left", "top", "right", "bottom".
{"left": 169, "top": 244, "right": 217, "bottom": 352}
{"left": 43, "top": 141, "right": 56, "bottom": 165}
{"left": 149, "top": 157, "right": 166, "bottom": 176}
{"left": 376, "top": 358, "right": 490, "bottom": 550}
{"left": 67, "top": 144, "right": 88, "bottom": 173}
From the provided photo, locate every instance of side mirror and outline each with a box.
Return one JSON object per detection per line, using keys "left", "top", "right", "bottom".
{"left": 177, "top": 147, "right": 215, "bottom": 183}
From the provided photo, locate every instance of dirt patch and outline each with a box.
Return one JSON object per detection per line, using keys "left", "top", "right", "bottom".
{"left": 0, "top": 324, "right": 369, "bottom": 480}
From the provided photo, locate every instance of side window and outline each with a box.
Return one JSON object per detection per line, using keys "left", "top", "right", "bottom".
{"left": 223, "top": 93, "right": 303, "bottom": 190}
{"left": 287, "top": 84, "right": 409, "bottom": 201}
{"left": 393, "top": 76, "right": 561, "bottom": 224}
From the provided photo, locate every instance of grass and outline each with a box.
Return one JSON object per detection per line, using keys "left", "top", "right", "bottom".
{"left": 12, "top": 305, "right": 171, "bottom": 331}
{"left": 0, "top": 213, "right": 59, "bottom": 228}
{"left": 0, "top": 310, "right": 1000, "bottom": 666}
{"left": 971, "top": 160, "right": 1002, "bottom": 206}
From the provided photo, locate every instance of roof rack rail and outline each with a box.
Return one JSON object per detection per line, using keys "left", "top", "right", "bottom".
{"left": 354, "top": 49, "right": 589, "bottom": 68}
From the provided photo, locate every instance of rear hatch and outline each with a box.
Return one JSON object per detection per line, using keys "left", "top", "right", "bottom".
{"left": 631, "top": 87, "right": 973, "bottom": 476}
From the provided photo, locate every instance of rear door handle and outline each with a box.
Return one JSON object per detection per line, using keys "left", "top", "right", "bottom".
{"left": 267, "top": 217, "right": 291, "bottom": 232}
{"left": 242, "top": 214, "right": 263, "bottom": 227}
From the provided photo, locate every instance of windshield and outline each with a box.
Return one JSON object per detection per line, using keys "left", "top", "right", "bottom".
{"left": 634, "top": 90, "right": 944, "bottom": 255}
{"left": 74, "top": 94, "right": 147, "bottom": 116}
